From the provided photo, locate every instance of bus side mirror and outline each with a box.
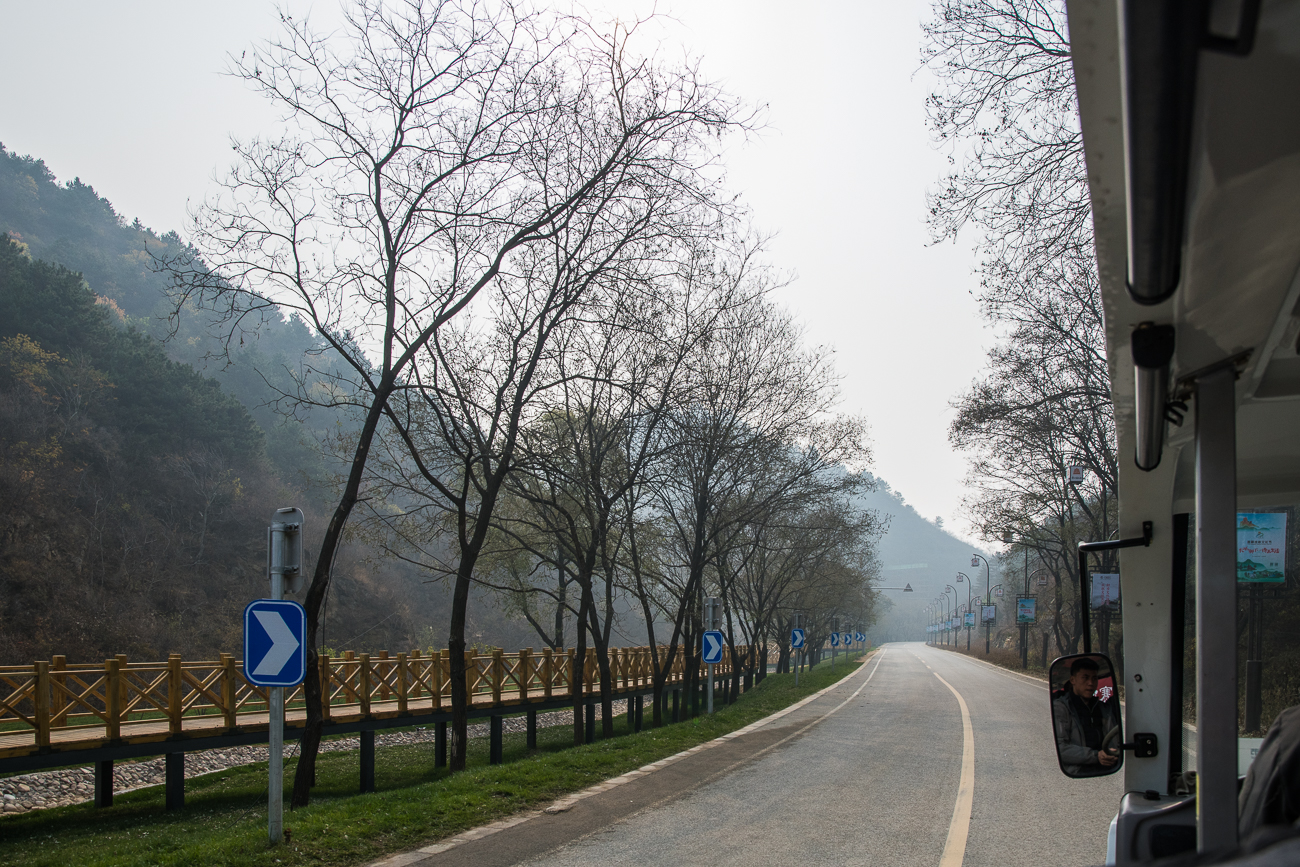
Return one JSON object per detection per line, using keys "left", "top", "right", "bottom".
{"left": 1050, "top": 654, "right": 1124, "bottom": 778}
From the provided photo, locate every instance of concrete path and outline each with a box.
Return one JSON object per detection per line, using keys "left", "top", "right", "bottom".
{"left": 374, "top": 643, "right": 1122, "bottom": 867}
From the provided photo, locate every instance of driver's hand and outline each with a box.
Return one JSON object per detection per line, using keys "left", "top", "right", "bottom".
{"left": 1098, "top": 749, "right": 1118, "bottom": 767}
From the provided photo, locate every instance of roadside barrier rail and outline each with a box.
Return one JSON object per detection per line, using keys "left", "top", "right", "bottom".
{"left": 0, "top": 644, "right": 753, "bottom": 767}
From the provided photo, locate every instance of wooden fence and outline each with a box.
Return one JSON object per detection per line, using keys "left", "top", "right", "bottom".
{"left": 0, "top": 645, "right": 752, "bottom": 762}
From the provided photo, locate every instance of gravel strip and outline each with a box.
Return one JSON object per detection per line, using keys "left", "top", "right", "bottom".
{"left": 0, "top": 699, "right": 629, "bottom": 816}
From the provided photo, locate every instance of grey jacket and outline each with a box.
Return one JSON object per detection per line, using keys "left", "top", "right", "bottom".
{"left": 1053, "top": 690, "right": 1121, "bottom": 776}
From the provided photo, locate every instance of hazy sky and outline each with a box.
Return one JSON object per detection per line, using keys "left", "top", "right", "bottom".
{"left": 0, "top": 0, "right": 993, "bottom": 542}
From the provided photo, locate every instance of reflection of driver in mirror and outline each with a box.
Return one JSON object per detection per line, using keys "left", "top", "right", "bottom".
{"left": 1053, "top": 657, "right": 1121, "bottom": 776}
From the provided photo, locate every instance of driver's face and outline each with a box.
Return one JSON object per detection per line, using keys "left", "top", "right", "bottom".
{"left": 1070, "top": 669, "right": 1099, "bottom": 697}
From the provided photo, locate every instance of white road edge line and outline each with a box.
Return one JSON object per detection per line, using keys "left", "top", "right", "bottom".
{"left": 930, "top": 646, "right": 1050, "bottom": 690}
{"left": 367, "top": 649, "right": 889, "bottom": 867}
{"left": 933, "top": 670, "right": 975, "bottom": 867}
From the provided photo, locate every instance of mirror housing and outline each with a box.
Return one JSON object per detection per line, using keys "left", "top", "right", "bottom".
{"left": 1050, "top": 653, "right": 1124, "bottom": 778}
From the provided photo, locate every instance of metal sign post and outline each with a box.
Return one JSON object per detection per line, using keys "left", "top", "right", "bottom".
{"left": 249, "top": 508, "right": 305, "bottom": 846}
{"left": 703, "top": 598, "right": 722, "bottom": 713}
{"left": 791, "top": 616, "right": 805, "bottom": 687}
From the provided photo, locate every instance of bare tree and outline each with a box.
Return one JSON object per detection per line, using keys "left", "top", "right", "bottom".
{"left": 725, "top": 501, "right": 883, "bottom": 685}
{"left": 167, "top": 0, "right": 747, "bottom": 797}
{"left": 649, "top": 294, "right": 870, "bottom": 717}
{"left": 926, "top": 0, "right": 1121, "bottom": 657}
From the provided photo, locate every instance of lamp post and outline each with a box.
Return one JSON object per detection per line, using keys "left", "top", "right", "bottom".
{"left": 956, "top": 571, "right": 974, "bottom": 650}
{"left": 1021, "top": 568, "right": 1048, "bottom": 668}
{"left": 1000, "top": 528, "right": 1052, "bottom": 669}
{"left": 944, "top": 585, "right": 959, "bottom": 647}
{"left": 972, "top": 553, "right": 993, "bottom": 653}
{"left": 937, "top": 596, "right": 950, "bottom": 645}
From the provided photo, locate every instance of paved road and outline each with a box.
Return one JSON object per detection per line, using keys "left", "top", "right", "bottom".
{"left": 396, "top": 643, "right": 1122, "bottom": 867}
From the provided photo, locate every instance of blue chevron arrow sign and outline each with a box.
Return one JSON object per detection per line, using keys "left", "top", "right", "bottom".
{"left": 243, "top": 599, "right": 307, "bottom": 687}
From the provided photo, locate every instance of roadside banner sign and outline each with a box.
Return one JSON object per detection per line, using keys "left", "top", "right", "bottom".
{"left": 702, "top": 630, "right": 725, "bottom": 664}
{"left": 791, "top": 628, "right": 806, "bottom": 648}
{"left": 981, "top": 604, "right": 997, "bottom": 623}
{"left": 1016, "top": 597, "right": 1037, "bottom": 624}
{"left": 1237, "top": 512, "right": 1287, "bottom": 582}
{"left": 1090, "top": 573, "right": 1120, "bottom": 610}
{"left": 243, "top": 599, "right": 307, "bottom": 687}
{"left": 964, "top": 612, "right": 975, "bottom": 627}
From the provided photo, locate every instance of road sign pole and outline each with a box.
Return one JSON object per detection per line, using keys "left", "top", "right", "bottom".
{"left": 269, "top": 686, "right": 283, "bottom": 843}
{"left": 707, "top": 662, "right": 714, "bottom": 714}
{"left": 269, "top": 522, "right": 285, "bottom": 845}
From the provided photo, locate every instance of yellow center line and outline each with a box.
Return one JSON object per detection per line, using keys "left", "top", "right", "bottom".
{"left": 933, "top": 670, "right": 975, "bottom": 867}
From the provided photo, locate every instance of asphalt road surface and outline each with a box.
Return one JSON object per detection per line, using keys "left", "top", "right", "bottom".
{"left": 392, "top": 642, "right": 1122, "bottom": 867}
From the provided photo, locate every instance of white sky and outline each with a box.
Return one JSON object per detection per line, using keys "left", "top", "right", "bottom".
{"left": 0, "top": 0, "right": 993, "bottom": 543}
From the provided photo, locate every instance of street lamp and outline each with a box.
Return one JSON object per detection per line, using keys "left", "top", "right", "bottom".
{"left": 956, "top": 572, "right": 974, "bottom": 650}
{"left": 1021, "top": 568, "right": 1049, "bottom": 668}
{"left": 1001, "top": 528, "right": 1053, "bottom": 669}
{"left": 944, "top": 585, "right": 959, "bottom": 647}
{"left": 972, "top": 552, "right": 993, "bottom": 653}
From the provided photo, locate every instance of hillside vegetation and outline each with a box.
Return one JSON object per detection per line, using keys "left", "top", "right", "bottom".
{"left": 0, "top": 146, "right": 529, "bottom": 663}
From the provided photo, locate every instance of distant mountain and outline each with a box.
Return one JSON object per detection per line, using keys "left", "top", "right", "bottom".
{"left": 859, "top": 477, "right": 1000, "bottom": 643}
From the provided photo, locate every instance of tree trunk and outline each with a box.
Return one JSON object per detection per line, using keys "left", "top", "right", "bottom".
{"left": 448, "top": 571, "right": 472, "bottom": 771}
{"left": 290, "top": 390, "right": 389, "bottom": 808}
{"left": 572, "top": 593, "right": 590, "bottom": 746}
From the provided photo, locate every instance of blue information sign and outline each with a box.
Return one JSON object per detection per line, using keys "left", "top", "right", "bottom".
{"left": 791, "top": 628, "right": 806, "bottom": 648}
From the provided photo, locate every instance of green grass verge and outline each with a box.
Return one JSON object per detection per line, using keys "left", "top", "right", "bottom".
{"left": 0, "top": 653, "right": 868, "bottom": 867}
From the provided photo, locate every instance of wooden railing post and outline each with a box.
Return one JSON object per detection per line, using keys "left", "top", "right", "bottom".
{"left": 319, "top": 654, "right": 333, "bottom": 722}
{"left": 491, "top": 650, "right": 504, "bottom": 704}
{"left": 378, "top": 650, "right": 390, "bottom": 701}
{"left": 52, "top": 655, "right": 67, "bottom": 727}
{"left": 343, "top": 651, "right": 357, "bottom": 707}
{"left": 167, "top": 654, "right": 183, "bottom": 736}
{"left": 115, "top": 654, "right": 129, "bottom": 718}
{"left": 34, "top": 661, "right": 50, "bottom": 748}
{"left": 464, "top": 651, "right": 475, "bottom": 703}
{"left": 397, "top": 653, "right": 409, "bottom": 713}
{"left": 434, "top": 650, "right": 446, "bottom": 710}
{"left": 105, "top": 659, "right": 121, "bottom": 740}
{"left": 220, "top": 654, "right": 237, "bottom": 730}
{"left": 359, "top": 654, "right": 372, "bottom": 717}
{"left": 519, "top": 648, "right": 532, "bottom": 701}
{"left": 409, "top": 649, "right": 422, "bottom": 698}
{"left": 542, "top": 648, "right": 553, "bottom": 698}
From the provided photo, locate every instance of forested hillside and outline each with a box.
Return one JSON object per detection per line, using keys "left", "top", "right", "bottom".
{"left": 0, "top": 146, "right": 534, "bottom": 663}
